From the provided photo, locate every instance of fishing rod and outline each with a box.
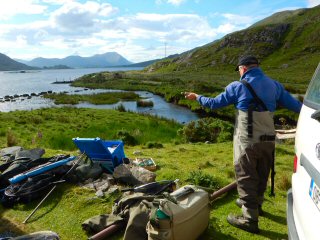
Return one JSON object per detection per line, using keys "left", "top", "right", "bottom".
{"left": 23, "top": 153, "right": 86, "bottom": 224}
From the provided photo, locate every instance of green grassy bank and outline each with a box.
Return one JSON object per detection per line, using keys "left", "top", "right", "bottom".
{"left": 0, "top": 108, "right": 294, "bottom": 240}
{"left": 43, "top": 91, "right": 140, "bottom": 105}
{"left": 0, "top": 107, "right": 181, "bottom": 150}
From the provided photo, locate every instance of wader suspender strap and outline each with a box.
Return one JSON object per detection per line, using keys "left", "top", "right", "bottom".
{"left": 240, "top": 80, "right": 268, "bottom": 138}
{"left": 270, "top": 150, "right": 275, "bottom": 197}
{"left": 240, "top": 80, "right": 268, "bottom": 111}
{"left": 240, "top": 80, "right": 276, "bottom": 197}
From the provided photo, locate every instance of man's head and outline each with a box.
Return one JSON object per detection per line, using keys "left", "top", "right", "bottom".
{"left": 235, "top": 56, "right": 259, "bottom": 75}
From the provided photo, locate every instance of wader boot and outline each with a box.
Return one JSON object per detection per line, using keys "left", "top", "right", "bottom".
{"left": 235, "top": 198, "right": 264, "bottom": 216}
{"left": 227, "top": 203, "right": 260, "bottom": 233}
{"left": 227, "top": 213, "right": 259, "bottom": 233}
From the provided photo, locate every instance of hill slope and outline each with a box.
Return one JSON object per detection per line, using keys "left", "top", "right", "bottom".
{"left": 146, "top": 5, "right": 320, "bottom": 85}
{"left": 0, "top": 53, "right": 36, "bottom": 71}
{"left": 124, "top": 54, "right": 179, "bottom": 67}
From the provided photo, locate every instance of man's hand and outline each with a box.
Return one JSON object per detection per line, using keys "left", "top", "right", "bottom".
{"left": 183, "top": 92, "right": 198, "bottom": 101}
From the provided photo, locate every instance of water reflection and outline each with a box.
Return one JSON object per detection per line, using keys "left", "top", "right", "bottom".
{"left": 77, "top": 91, "right": 199, "bottom": 123}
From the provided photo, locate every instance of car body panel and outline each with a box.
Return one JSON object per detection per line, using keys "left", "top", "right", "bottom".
{"left": 288, "top": 63, "right": 320, "bottom": 240}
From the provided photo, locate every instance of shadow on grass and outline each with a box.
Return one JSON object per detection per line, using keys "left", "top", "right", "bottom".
{"left": 17, "top": 184, "right": 65, "bottom": 223}
{"left": 25, "top": 199, "right": 60, "bottom": 223}
{"left": 262, "top": 211, "right": 287, "bottom": 225}
{"left": 210, "top": 187, "right": 238, "bottom": 209}
{"left": 0, "top": 217, "right": 26, "bottom": 237}
{"left": 0, "top": 204, "right": 26, "bottom": 237}
{"left": 259, "top": 228, "right": 287, "bottom": 239}
{"left": 204, "top": 189, "right": 239, "bottom": 239}
{"left": 204, "top": 220, "right": 238, "bottom": 240}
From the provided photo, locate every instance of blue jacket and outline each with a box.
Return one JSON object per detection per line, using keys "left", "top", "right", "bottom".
{"left": 197, "top": 67, "right": 302, "bottom": 113}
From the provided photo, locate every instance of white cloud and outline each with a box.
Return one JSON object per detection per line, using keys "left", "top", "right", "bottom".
{"left": 101, "top": 13, "right": 217, "bottom": 42}
{"left": 0, "top": 21, "right": 53, "bottom": 45}
{"left": 80, "top": 37, "right": 109, "bottom": 47}
{"left": 34, "top": 29, "right": 49, "bottom": 41}
{"left": 42, "top": 0, "right": 76, "bottom": 4}
{"left": 215, "top": 23, "right": 238, "bottom": 35}
{"left": 0, "top": 2, "right": 255, "bottom": 62}
{"left": 222, "top": 14, "right": 254, "bottom": 26}
{"left": 167, "top": 0, "right": 186, "bottom": 6}
{"left": 0, "top": 10, "right": 243, "bottom": 61}
{"left": 156, "top": 0, "right": 186, "bottom": 6}
{"left": 206, "top": 13, "right": 256, "bottom": 36}
{"left": 16, "top": 35, "right": 28, "bottom": 47}
{"left": 51, "top": 1, "right": 118, "bottom": 31}
{"left": 0, "top": 0, "right": 47, "bottom": 20}
{"left": 307, "top": 0, "right": 320, "bottom": 7}
{"left": 40, "top": 38, "right": 70, "bottom": 50}
{"left": 98, "top": 40, "right": 185, "bottom": 63}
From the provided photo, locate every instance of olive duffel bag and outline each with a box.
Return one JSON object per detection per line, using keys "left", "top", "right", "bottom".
{"left": 147, "top": 185, "right": 210, "bottom": 240}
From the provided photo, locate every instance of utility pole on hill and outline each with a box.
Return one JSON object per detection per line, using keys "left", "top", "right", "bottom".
{"left": 164, "top": 42, "right": 167, "bottom": 58}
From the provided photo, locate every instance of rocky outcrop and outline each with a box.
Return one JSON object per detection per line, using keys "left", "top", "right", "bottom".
{"left": 217, "top": 24, "right": 290, "bottom": 62}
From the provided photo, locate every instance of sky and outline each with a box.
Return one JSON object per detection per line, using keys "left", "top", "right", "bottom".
{"left": 0, "top": 0, "right": 319, "bottom": 63}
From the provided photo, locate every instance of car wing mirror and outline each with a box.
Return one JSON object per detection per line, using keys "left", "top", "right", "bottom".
{"left": 311, "top": 109, "right": 320, "bottom": 122}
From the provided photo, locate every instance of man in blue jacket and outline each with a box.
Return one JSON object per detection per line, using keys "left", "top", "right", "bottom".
{"left": 185, "top": 56, "right": 302, "bottom": 233}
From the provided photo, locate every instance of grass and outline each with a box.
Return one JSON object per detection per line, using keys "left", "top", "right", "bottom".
{"left": 0, "top": 107, "right": 295, "bottom": 239}
{"left": 0, "top": 108, "right": 181, "bottom": 150}
{"left": 0, "top": 141, "right": 295, "bottom": 240}
{"left": 43, "top": 92, "right": 140, "bottom": 105}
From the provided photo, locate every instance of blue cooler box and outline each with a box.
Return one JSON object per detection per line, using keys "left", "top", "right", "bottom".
{"left": 72, "top": 137, "right": 125, "bottom": 172}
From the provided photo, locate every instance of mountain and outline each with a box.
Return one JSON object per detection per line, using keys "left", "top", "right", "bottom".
{"left": 0, "top": 53, "right": 37, "bottom": 71}
{"left": 146, "top": 5, "right": 320, "bottom": 85}
{"left": 19, "top": 52, "right": 133, "bottom": 68}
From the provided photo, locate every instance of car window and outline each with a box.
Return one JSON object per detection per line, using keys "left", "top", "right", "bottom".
{"left": 304, "top": 63, "right": 320, "bottom": 110}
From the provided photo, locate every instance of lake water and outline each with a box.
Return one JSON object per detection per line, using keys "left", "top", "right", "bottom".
{"left": 0, "top": 68, "right": 199, "bottom": 123}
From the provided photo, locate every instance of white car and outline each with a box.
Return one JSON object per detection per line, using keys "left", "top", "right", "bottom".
{"left": 287, "top": 62, "right": 320, "bottom": 240}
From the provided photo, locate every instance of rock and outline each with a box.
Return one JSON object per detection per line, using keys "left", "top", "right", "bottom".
{"left": 106, "top": 186, "right": 119, "bottom": 195}
{"left": 113, "top": 164, "right": 156, "bottom": 185}
{"left": 99, "top": 182, "right": 110, "bottom": 192}
{"left": 93, "top": 179, "right": 110, "bottom": 191}
{"left": 101, "top": 173, "right": 114, "bottom": 181}
{"left": 133, "top": 150, "right": 142, "bottom": 155}
{"left": 113, "top": 164, "right": 132, "bottom": 179}
{"left": 0, "top": 146, "right": 23, "bottom": 157}
{"left": 147, "top": 67, "right": 155, "bottom": 73}
{"left": 81, "top": 181, "right": 95, "bottom": 189}
{"left": 75, "top": 162, "right": 103, "bottom": 181}
{"left": 95, "top": 190, "right": 104, "bottom": 197}
{"left": 84, "top": 179, "right": 93, "bottom": 185}
{"left": 15, "top": 148, "right": 45, "bottom": 161}
{"left": 130, "top": 166, "right": 156, "bottom": 183}
{"left": 113, "top": 164, "right": 141, "bottom": 185}
{"left": 221, "top": 54, "right": 227, "bottom": 63}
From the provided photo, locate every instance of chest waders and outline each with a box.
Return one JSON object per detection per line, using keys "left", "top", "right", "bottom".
{"left": 233, "top": 80, "right": 276, "bottom": 221}
{"left": 240, "top": 80, "right": 276, "bottom": 196}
